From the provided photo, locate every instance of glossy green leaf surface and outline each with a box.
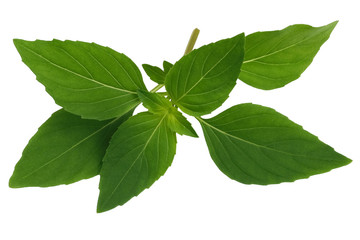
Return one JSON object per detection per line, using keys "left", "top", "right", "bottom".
{"left": 14, "top": 39, "right": 146, "bottom": 120}
{"left": 165, "top": 33, "right": 245, "bottom": 116}
{"left": 239, "top": 21, "right": 338, "bottom": 90}
{"left": 97, "top": 112, "right": 176, "bottom": 212}
{"left": 198, "top": 103, "right": 351, "bottom": 185}
{"left": 9, "top": 109, "right": 132, "bottom": 188}
{"left": 142, "top": 64, "right": 166, "bottom": 84}
{"left": 137, "top": 90, "right": 197, "bottom": 137}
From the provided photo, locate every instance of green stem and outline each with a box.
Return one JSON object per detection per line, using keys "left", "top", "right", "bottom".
{"left": 156, "top": 92, "right": 168, "bottom": 96}
{"left": 149, "top": 28, "right": 200, "bottom": 94}
{"left": 184, "top": 28, "right": 200, "bottom": 55}
{"left": 150, "top": 84, "right": 164, "bottom": 93}
{"left": 195, "top": 116, "right": 202, "bottom": 122}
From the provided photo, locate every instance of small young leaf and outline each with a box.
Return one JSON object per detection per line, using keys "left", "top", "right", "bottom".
{"left": 198, "top": 103, "right": 351, "bottom": 185}
{"left": 137, "top": 90, "right": 198, "bottom": 137}
{"left": 97, "top": 112, "right": 176, "bottom": 212}
{"left": 137, "top": 89, "right": 172, "bottom": 113}
{"left": 9, "top": 109, "right": 132, "bottom": 188}
{"left": 163, "top": 61, "right": 173, "bottom": 74}
{"left": 14, "top": 39, "right": 146, "bottom": 120}
{"left": 239, "top": 21, "right": 338, "bottom": 90}
{"left": 165, "top": 33, "right": 245, "bottom": 116}
{"left": 142, "top": 64, "right": 166, "bottom": 84}
{"left": 167, "top": 111, "right": 198, "bottom": 138}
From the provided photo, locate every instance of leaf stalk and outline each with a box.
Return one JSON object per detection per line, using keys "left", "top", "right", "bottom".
{"left": 150, "top": 84, "right": 164, "bottom": 93}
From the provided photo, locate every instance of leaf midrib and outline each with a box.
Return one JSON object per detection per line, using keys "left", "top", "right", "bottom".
{"left": 21, "top": 45, "right": 137, "bottom": 95}
{"left": 197, "top": 117, "right": 320, "bottom": 158}
{"left": 243, "top": 34, "right": 315, "bottom": 64}
{"left": 175, "top": 39, "right": 240, "bottom": 102}
{"left": 101, "top": 114, "right": 167, "bottom": 207}
{"left": 20, "top": 117, "right": 120, "bottom": 180}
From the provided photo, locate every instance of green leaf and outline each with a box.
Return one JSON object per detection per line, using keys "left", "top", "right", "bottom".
{"left": 165, "top": 33, "right": 245, "bottom": 116}
{"left": 142, "top": 64, "right": 166, "bottom": 84}
{"left": 142, "top": 61, "right": 173, "bottom": 84}
{"left": 137, "top": 90, "right": 198, "bottom": 137}
{"left": 97, "top": 112, "right": 177, "bottom": 212}
{"left": 239, "top": 21, "right": 338, "bottom": 90}
{"left": 198, "top": 103, "right": 351, "bottom": 185}
{"left": 163, "top": 61, "right": 173, "bottom": 74}
{"left": 14, "top": 39, "right": 146, "bottom": 120}
{"left": 167, "top": 111, "right": 198, "bottom": 138}
{"left": 9, "top": 109, "right": 132, "bottom": 188}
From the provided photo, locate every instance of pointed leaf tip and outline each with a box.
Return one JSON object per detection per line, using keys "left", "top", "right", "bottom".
{"left": 239, "top": 21, "right": 339, "bottom": 90}
{"left": 9, "top": 109, "right": 133, "bottom": 188}
{"left": 199, "top": 103, "right": 351, "bottom": 185}
{"left": 14, "top": 39, "right": 146, "bottom": 120}
{"left": 97, "top": 112, "right": 176, "bottom": 212}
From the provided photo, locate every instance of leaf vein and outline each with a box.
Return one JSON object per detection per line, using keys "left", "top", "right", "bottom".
{"left": 102, "top": 114, "right": 167, "bottom": 206}
{"left": 21, "top": 45, "right": 136, "bottom": 94}
{"left": 176, "top": 40, "right": 240, "bottom": 102}
{"left": 21, "top": 117, "right": 119, "bottom": 179}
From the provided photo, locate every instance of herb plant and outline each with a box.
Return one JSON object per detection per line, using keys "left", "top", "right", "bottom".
{"left": 10, "top": 21, "right": 351, "bottom": 213}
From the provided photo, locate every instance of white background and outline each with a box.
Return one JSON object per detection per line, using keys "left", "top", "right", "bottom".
{"left": 1, "top": 0, "right": 359, "bottom": 239}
